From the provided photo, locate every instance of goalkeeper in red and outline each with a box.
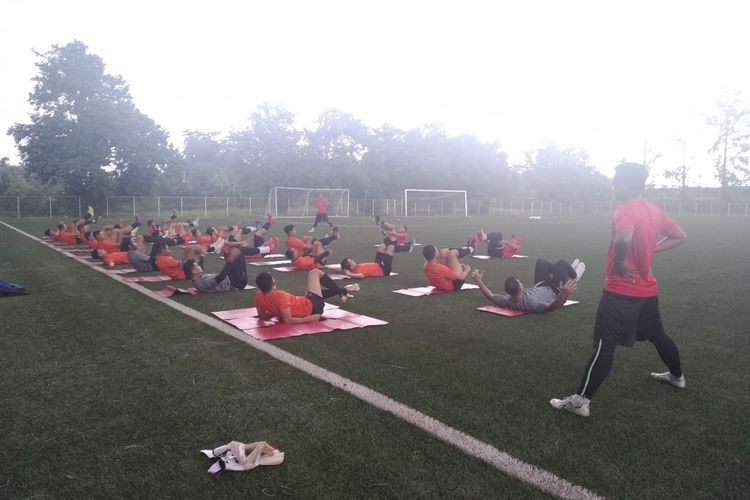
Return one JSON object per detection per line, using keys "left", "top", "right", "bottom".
{"left": 309, "top": 193, "right": 334, "bottom": 233}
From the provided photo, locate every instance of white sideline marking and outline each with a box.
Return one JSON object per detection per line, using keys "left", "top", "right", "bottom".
{"left": 1, "top": 220, "right": 602, "bottom": 500}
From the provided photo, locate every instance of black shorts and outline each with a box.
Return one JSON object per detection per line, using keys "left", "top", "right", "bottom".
{"left": 314, "top": 213, "right": 329, "bottom": 224}
{"left": 594, "top": 291, "right": 665, "bottom": 347}
{"left": 488, "top": 247, "right": 503, "bottom": 258}
{"left": 452, "top": 279, "right": 465, "bottom": 291}
{"left": 305, "top": 292, "right": 325, "bottom": 315}
{"left": 375, "top": 251, "right": 393, "bottom": 276}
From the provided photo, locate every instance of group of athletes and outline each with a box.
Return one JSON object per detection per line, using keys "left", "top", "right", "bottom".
{"left": 45, "top": 163, "right": 687, "bottom": 417}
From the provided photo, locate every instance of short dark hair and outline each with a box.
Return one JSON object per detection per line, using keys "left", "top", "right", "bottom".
{"left": 284, "top": 249, "right": 295, "bottom": 260}
{"left": 92, "top": 230, "right": 101, "bottom": 239}
{"left": 43, "top": 229, "right": 51, "bottom": 236}
{"left": 613, "top": 162, "right": 649, "bottom": 195}
{"left": 284, "top": 224, "right": 295, "bottom": 235}
{"left": 256, "top": 272, "right": 274, "bottom": 293}
{"left": 206, "top": 226, "right": 216, "bottom": 235}
{"left": 91, "top": 249, "right": 101, "bottom": 260}
{"left": 119, "top": 236, "right": 131, "bottom": 252}
{"left": 182, "top": 259, "right": 196, "bottom": 280}
{"left": 146, "top": 219, "right": 154, "bottom": 226}
{"left": 422, "top": 244, "right": 437, "bottom": 261}
{"left": 340, "top": 258, "right": 353, "bottom": 271}
{"left": 151, "top": 241, "right": 167, "bottom": 256}
{"left": 504, "top": 277, "right": 520, "bottom": 296}
{"left": 57, "top": 223, "right": 64, "bottom": 231}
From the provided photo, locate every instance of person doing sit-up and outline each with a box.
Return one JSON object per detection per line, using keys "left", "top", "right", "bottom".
{"left": 254, "top": 270, "right": 358, "bottom": 324}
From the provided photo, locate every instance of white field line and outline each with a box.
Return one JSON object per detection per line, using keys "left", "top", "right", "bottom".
{"left": 1, "top": 220, "right": 602, "bottom": 500}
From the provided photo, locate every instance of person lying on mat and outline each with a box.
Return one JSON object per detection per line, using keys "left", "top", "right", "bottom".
{"left": 486, "top": 232, "right": 523, "bottom": 258}
{"left": 91, "top": 235, "right": 153, "bottom": 271}
{"left": 284, "top": 224, "right": 339, "bottom": 256}
{"left": 150, "top": 240, "right": 207, "bottom": 280}
{"left": 377, "top": 221, "right": 414, "bottom": 253}
{"left": 422, "top": 243, "right": 472, "bottom": 292}
{"left": 285, "top": 227, "right": 339, "bottom": 270}
{"left": 472, "top": 258, "right": 584, "bottom": 313}
{"left": 254, "top": 270, "right": 359, "bottom": 324}
{"left": 340, "top": 238, "right": 396, "bottom": 278}
{"left": 182, "top": 247, "right": 250, "bottom": 293}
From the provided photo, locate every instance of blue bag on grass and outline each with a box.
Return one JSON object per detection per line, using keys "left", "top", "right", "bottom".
{"left": 0, "top": 279, "right": 29, "bottom": 296}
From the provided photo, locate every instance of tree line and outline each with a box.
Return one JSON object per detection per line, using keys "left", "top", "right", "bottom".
{"left": 3, "top": 41, "right": 749, "bottom": 201}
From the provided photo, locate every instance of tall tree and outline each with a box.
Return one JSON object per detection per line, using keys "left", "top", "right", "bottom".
{"left": 707, "top": 94, "right": 750, "bottom": 200}
{"left": 9, "top": 41, "right": 179, "bottom": 197}
{"left": 521, "top": 143, "right": 609, "bottom": 200}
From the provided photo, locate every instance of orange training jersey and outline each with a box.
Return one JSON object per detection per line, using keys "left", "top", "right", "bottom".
{"left": 285, "top": 236, "right": 306, "bottom": 253}
{"left": 423, "top": 261, "right": 459, "bottom": 291}
{"left": 196, "top": 234, "right": 218, "bottom": 245}
{"left": 292, "top": 256, "right": 319, "bottom": 270}
{"left": 103, "top": 252, "right": 130, "bottom": 266}
{"left": 156, "top": 255, "right": 185, "bottom": 280}
{"left": 255, "top": 289, "right": 312, "bottom": 318}
{"left": 355, "top": 262, "right": 384, "bottom": 277}
{"left": 97, "top": 240, "right": 120, "bottom": 253}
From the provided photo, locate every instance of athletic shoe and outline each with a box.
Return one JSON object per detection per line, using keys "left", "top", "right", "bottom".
{"left": 549, "top": 394, "right": 590, "bottom": 417}
{"left": 108, "top": 262, "right": 115, "bottom": 268}
{"left": 267, "top": 213, "right": 274, "bottom": 225}
{"left": 339, "top": 293, "right": 355, "bottom": 304}
{"left": 190, "top": 217, "right": 200, "bottom": 227}
{"left": 408, "top": 240, "right": 415, "bottom": 254}
{"left": 308, "top": 228, "right": 315, "bottom": 233}
{"left": 572, "top": 258, "right": 580, "bottom": 269}
{"left": 650, "top": 371, "right": 686, "bottom": 388}
{"left": 130, "top": 227, "right": 139, "bottom": 237}
{"left": 266, "top": 236, "right": 279, "bottom": 252}
{"left": 344, "top": 283, "right": 360, "bottom": 293}
{"left": 326, "top": 227, "right": 340, "bottom": 239}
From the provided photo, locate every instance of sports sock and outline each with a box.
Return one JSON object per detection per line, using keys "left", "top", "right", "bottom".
{"left": 258, "top": 245, "right": 271, "bottom": 255}
{"left": 314, "top": 250, "right": 330, "bottom": 265}
{"left": 319, "top": 273, "right": 344, "bottom": 294}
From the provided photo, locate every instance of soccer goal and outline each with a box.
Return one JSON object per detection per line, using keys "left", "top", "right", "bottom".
{"left": 404, "top": 189, "right": 468, "bottom": 217}
{"left": 266, "top": 187, "right": 350, "bottom": 218}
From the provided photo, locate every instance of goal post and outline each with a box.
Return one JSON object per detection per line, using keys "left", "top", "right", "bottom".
{"left": 404, "top": 189, "right": 468, "bottom": 217}
{"left": 266, "top": 187, "right": 350, "bottom": 218}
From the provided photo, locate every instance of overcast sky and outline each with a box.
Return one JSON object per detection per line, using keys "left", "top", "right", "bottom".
{"left": 2, "top": 0, "right": 749, "bottom": 186}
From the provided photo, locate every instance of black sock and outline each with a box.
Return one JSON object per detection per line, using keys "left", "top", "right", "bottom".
{"left": 315, "top": 251, "right": 330, "bottom": 265}
{"left": 262, "top": 222, "right": 271, "bottom": 230}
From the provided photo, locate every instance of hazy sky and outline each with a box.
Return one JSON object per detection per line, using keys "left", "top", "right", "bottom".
{"left": 2, "top": 0, "right": 749, "bottom": 186}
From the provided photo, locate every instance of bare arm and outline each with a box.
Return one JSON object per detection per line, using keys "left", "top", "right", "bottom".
{"left": 278, "top": 308, "right": 321, "bottom": 324}
{"left": 611, "top": 228, "right": 637, "bottom": 280}
{"left": 257, "top": 308, "right": 275, "bottom": 320}
{"left": 654, "top": 226, "right": 687, "bottom": 253}
{"left": 458, "top": 263, "right": 471, "bottom": 281}
{"left": 471, "top": 270, "right": 495, "bottom": 302}
{"left": 544, "top": 279, "right": 577, "bottom": 313}
{"left": 344, "top": 270, "right": 366, "bottom": 279}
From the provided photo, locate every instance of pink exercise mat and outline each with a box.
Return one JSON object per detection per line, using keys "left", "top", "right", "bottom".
{"left": 392, "top": 284, "right": 479, "bottom": 297}
{"left": 211, "top": 303, "right": 386, "bottom": 341}
{"left": 477, "top": 300, "right": 579, "bottom": 317}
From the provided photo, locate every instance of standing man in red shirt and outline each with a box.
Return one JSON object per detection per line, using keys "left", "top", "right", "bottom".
{"left": 550, "top": 163, "right": 687, "bottom": 417}
{"left": 309, "top": 193, "right": 334, "bottom": 233}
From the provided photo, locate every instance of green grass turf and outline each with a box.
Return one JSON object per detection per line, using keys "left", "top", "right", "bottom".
{"left": 3, "top": 214, "right": 749, "bottom": 499}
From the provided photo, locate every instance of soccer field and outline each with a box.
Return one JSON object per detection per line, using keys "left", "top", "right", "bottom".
{"left": 1, "top": 214, "right": 748, "bottom": 499}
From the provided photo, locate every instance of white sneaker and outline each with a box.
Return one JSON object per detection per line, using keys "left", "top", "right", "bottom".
{"left": 344, "top": 283, "right": 360, "bottom": 293}
{"left": 308, "top": 228, "right": 315, "bottom": 233}
{"left": 573, "top": 260, "right": 585, "bottom": 281}
{"left": 549, "top": 394, "right": 590, "bottom": 417}
{"left": 650, "top": 371, "right": 686, "bottom": 388}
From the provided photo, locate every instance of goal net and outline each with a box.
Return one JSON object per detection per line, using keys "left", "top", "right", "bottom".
{"left": 266, "top": 187, "right": 350, "bottom": 218}
{"left": 404, "top": 189, "right": 468, "bottom": 217}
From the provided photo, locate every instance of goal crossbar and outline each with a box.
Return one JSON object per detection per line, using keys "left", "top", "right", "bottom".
{"left": 404, "top": 189, "right": 468, "bottom": 217}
